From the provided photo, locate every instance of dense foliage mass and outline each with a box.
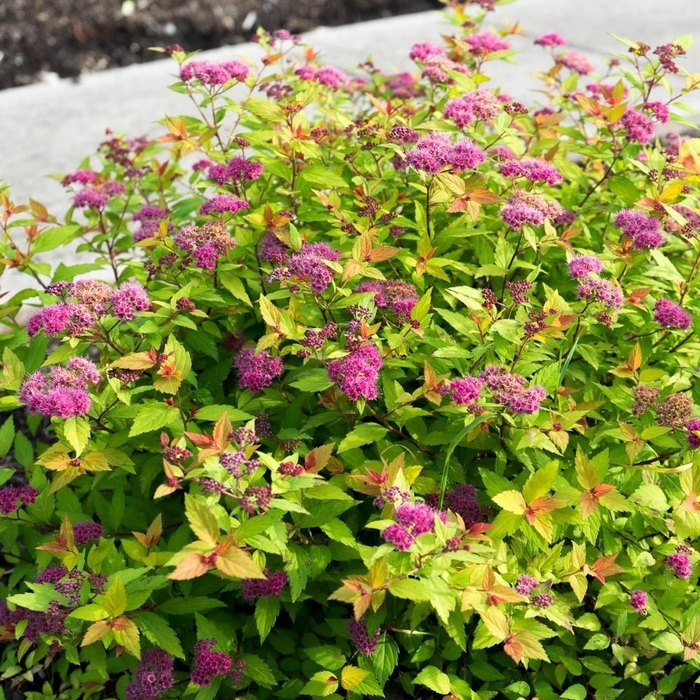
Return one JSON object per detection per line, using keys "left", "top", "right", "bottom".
{"left": 2, "top": 1, "right": 700, "bottom": 697}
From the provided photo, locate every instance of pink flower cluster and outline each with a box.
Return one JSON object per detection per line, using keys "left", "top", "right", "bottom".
{"left": 132, "top": 204, "right": 170, "bottom": 242}
{"left": 499, "top": 158, "right": 563, "bottom": 185}
{"left": 241, "top": 568, "right": 288, "bottom": 602}
{"left": 356, "top": 280, "right": 418, "bottom": 321}
{"left": 190, "top": 639, "right": 232, "bottom": 686}
{"left": 409, "top": 41, "right": 445, "bottom": 62}
{"left": 295, "top": 65, "right": 347, "bottom": 89}
{"left": 629, "top": 589, "right": 648, "bottom": 614}
{"left": 405, "top": 133, "right": 486, "bottom": 174}
{"left": 61, "top": 170, "right": 97, "bottom": 186}
{"left": 667, "top": 549, "right": 692, "bottom": 579}
{"left": 73, "top": 522, "right": 103, "bottom": 546}
{"left": 0, "top": 484, "right": 38, "bottom": 515}
{"left": 465, "top": 31, "right": 510, "bottom": 53}
{"left": 621, "top": 108, "right": 655, "bottom": 145}
{"left": 259, "top": 232, "right": 291, "bottom": 265}
{"left": 567, "top": 254, "right": 623, "bottom": 309}
{"left": 443, "top": 484, "right": 484, "bottom": 527}
{"left": 568, "top": 255, "right": 603, "bottom": 279}
{"left": 200, "top": 194, "right": 250, "bottom": 216}
{"left": 111, "top": 282, "right": 151, "bottom": 320}
{"left": 173, "top": 221, "right": 236, "bottom": 270}
{"left": 515, "top": 575, "right": 540, "bottom": 595}
{"left": 644, "top": 101, "right": 670, "bottom": 124}
{"left": 125, "top": 649, "right": 175, "bottom": 700}
{"left": 234, "top": 348, "right": 283, "bottom": 393}
{"left": 348, "top": 617, "right": 381, "bottom": 655}
{"left": 71, "top": 181, "right": 125, "bottom": 210}
{"left": 386, "top": 72, "right": 422, "bottom": 99}
{"left": 480, "top": 365, "right": 547, "bottom": 414}
{"left": 557, "top": 50, "right": 595, "bottom": 74}
{"left": 449, "top": 376, "right": 483, "bottom": 410}
{"left": 535, "top": 33, "right": 566, "bottom": 47}
{"left": 19, "top": 358, "right": 100, "bottom": 418}
{"left": 283, "top": 242, "right": 340, "bottom": 293}
{"left": 180, "top": 59, "right": 250, "bottom": 85}
{"left": 654, "top": 298, "right": 692, "bottom": 330}
{"left": 328, "top": 345, "right": 382, "bottom": 401}
{"left": 687, "top": 419, "right": 700, "bottom": 448}
{"left": 501, "top": 190, "right": 563, "bottom": 229}
{"left": 614, "top": 210, "right": 665, "bottom": 249}
{"left": 383, "top": 502, "right": 443, "bottom": 551}
{"left": 443, "top": 91, "right": 502, "bottom": 127}
{"left": 207, "top": 157, "right": 264, "bottom": 185}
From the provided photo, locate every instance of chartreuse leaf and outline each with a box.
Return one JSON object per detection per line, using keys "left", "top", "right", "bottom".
{"left": 63, "top": 416, "right": 91, "bottom": 456}
{"left": 301, "top": 671, "right": 339, "bottom": 696}
{"left": 304, "top": 646, "right": 346, "bottom": 671}
{"left": 338, "top": 423, "right": 387, "bottom": 453}
{"left": 0, "top": 347, "right": 24, "bottom": 391}
{"left": 414, "top": 666, "right": 451, "bottom": 695}
{"left": 129, "top": 403, "right": 180, "bottom": 437}
{"left": 102, "top": 576, "right": 128, "bottom": 618}
{"left": 523, "top": 462, "right": 558, "bottom": 503}
{"left": 185, "top": 494, "right": 219, "bottom": 545}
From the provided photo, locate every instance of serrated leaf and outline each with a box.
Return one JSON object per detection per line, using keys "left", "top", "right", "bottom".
{"left": 185, "top": 494, "right": 219, "bottom": 545}
{"left": 338, "top": 423, "right": 387, "bottom": 453}
{"left": 492, "top": 490, "right": 527, "bottom": 515}
{"left": 129, "top": 403, "right": 180, "bottom": 437}
{"left": 63, "top": 416, "right": 90, "bottom": 456}
{"left": 255, "top": 596, "right": 280, "bottom": 642}
{"left": 341, "top": 665, "right": 370, "bottom": 691}
{"left": 414, "top": 666, "right": 451, "bottom": 695}
{"left": 388, "top": 579, "right": 433, "bottom": 601}
{"left": 102, "top": 576, "right": 128, "bottom": 618}
{"left": 137, "top": 611, "right": 185, "bottom": 658}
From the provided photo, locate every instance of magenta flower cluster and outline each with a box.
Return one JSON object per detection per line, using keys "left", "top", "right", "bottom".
{"left": 190, "top": 639, "right": 232, "bottom": 686}
{"left": 500, "top": 190, "right": 563, "bottom": 229}
{"left": 200, "top": 194, "right": 250, "bottom": 216}
{"left": 535, "top": 33, "right": 566, "bottom": 47}
{"left": 499, "top": 158, "right": 563, "bottom": 185}
{"left": 348, "top": 617, "right": 381, "bottom": 655}
{"left": 444, "top": 484, "right": 485, "bottom": 527}
{"left": 111, "top": 282, "right": 151, "bottom": 321}
{"left": 405, "top": 133, "right": 486, "bottom": 175}
{"left": 443, "top": 91, "right": 501, "bottom": 127}
{"left": 125, "top": 649, "right": 175, "bottom": 700}
{"left": 479, "top": 365, "right": 547, "bottom": 415}
{"left": 408, "top": 41, "right": 445, "bottom": 62}
{"left": 295, "top": 64, "right": 347, "bottom": 89}
{"left": 614, "top": 209, "right": 665, "bottom": 249}
{"left": 515, "top": 575, "right": 540, "bottom": 595}
{"left": 268, "top": 242, "right": 340, "bottom": 293}
{"left": 629, "top": 589, "right": 648, "bottom": 614}
{"left": 449, "top": 376, "right": 483, "bottom": 409}
{"left": 687, "top": 419, "right": 700, "bottom": 448}
{"left": 568, "top": 255, "right": 603, "bottom": 279}
{"left": 328, "top": 345, "right": 383, "bottom": 401}
{"left": 383, "top": 502, "right": 443, "bottom": 551}
{"left": 173, "top": 221, "right": 237, "bottom": 270}
{"left": 73, "top": 522, "right": 103, "bottom": 546}
{"left": 234, "top": 348, "right": 284, "bottom": 393}
{"left": 0, "top": 484, "right": 38, "bottom": 515}
{"left": 621, "top": 108, "right": 655, "bottom": 145}
{"left": 465, "top": 31, "right": 510, "bottom": 53}
{"left": 19, "top": 357, "right": 100, "bottom": 418}
{"left": 557, "top": 50, "right": 595, "bottom": 74}
{"left": 653, "top": 298, "right": 692, "bottom": 330}
{"left": 132, "top": 204, "right": 170, "bottom": 242}
{"left": 207, "top": 157, "right": 264, "bottom": 185}
{"left": 667, "top": 549, "right": 692, "bottom": 579}
{"left": 356, "top": 280, "right": 419, "bottom": 321}
{"left": 67, "top": 180, "right": 125, "bottom": 210}
{"left": 241, "top": 568, "right": 288, "bottom": 602}
{"left": 180, "top": 59, "right": 250, "bottom": 85}
{"left": 567, "top": 255, "right": 624, "bottom": 310}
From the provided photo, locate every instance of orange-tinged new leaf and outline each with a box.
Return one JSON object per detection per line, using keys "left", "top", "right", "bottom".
{"left": 353, "top": 595, "right": 372, "bottom": 621}
{"left": 305, "top": 443, "right": 335, "bottom": 473}
{"left": 215, "top": 546, "right": 266, "bottom": 579}
{"left": 628, "top": 343, "right": 643, "bottom": 372}
{"left": 524, "top": 497, "right": 561, "bottom": 524}
{"left": 586, "top": 554, "right": 625, "bottom": 584}
{"left": 111, "top": 352, "right": 157, "bottom": 370}
{"left": 492, "top": 490, "right": 527, "bottom": 515}
{"left": 504, "top": 631, "right": 550, "bottom": 664}
{"left": 575, "top": 447, "right": 599, "bottom": 490}
{"left": 213, "top": 413, "right": 232, "bottom": 452}
{"left": 370, "top": 246, "right": 401, "bottom": 262}
{"left": 168, "top": 553, "right": 211, "bottom": 580}
{"left": 81, "top": 621, "right": 111, "bottom": 646}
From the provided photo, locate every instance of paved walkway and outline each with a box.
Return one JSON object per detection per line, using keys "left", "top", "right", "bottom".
{"left": 0, "top": 0, "right": 697, "bottom": 298}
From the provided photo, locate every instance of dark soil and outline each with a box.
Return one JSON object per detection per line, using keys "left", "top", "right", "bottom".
{"left": 0, "top": 0, "right": 442, "bottom": 90}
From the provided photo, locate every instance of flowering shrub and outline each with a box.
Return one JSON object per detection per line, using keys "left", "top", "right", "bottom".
{"left": 1, "top": 1, "right": 700, "bottom": 698}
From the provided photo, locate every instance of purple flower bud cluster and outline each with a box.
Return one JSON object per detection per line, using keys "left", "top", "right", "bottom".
{"left": 191, "top": 639, "right": 232, "bottom": 686}
{"left": 241, "top": 568, "right": 288, "bottom": 602}
{"left": 69, "top": 180, "right": 125, "bottom": 210}
{"left": 444, "top": 484, "right": 485, "bottom": 527}
{"left": 348, "top": 617, "right": 381, "bottom": 655}
{"left": 656, "top": 393, "right": 693, "bottom": 428}
{"left": 479, "top": 365, "right": 547, "bottom": 415}
{"left": 614, "top": 210, "right": 665, "bottom": 249}
{"left": 576, "top": 277, "right": 624, "bottom": 310}
{"left": 110, "top": 282, "right": 151, "bottom": 321}
{"left": 295, "top": 65, "right": 347, "bottom": 89}
{"left": 125, "top": 648, "right": 175, "bottom": 700}
{"left": 531, "top": 593, "right": 553, "bottom": 608}
{"left": 0, "top": 484, "right": 38, "bottom": 514}
{"left": 443, "top": 91, "right": 501, "bottom": 128}
{"left": 506, "top": 280, "right": 533, "bottom": 304}
{"left": 54, "top": 569, "right": 87, "bottom": 605}
{"left": 219, "top": 450, "right": 258, "bottom": 479}
{"left": 383, "top": 502, "right": 443, "bottom": 551}
{"left": 255, "top": 413, "right": 273, "bottom": 440}
{"left": 132, "top": 204, "right": 171, "bottom": 242}
{"left": 207, "top": 157, "right": 263, "bottom": 186}
{"left": 667, "top": 549, "right": 692, "bottom": 579}
{"left": 568, "top": 255, "right": 603, "bottom": 279}
{"left": 465, "top": 31, "right": 510, "bottom": 53}
{"left": 629, "top": 589, "right": 648, "bottom": 614}
{"left": 200, "top": 194, "right": 250, "bottom": 217}
{"left": 279, "top": 460, "right": 304, "bottom": 477}
{"left": 19, "top": 358, "right": 100, "bottom": 418}
{"left": 653, "top": 298, "right": 692, "bottom": 330}
{"left": 239, "top": 485, "right": 272, "bottom": 514}
{"left": 299, "top": 323, "right": 337, "bottom": 354}
{"left": 234, "top": 348, "right": 283, "bottom": 393}
{"left": 500, "top": 190, "right": 563, "bottom": 229}
{"left": 180, "top": 59, "right": 250, "bottom": 86}
{"left": 259, "top": 232, "right": 291, "bottom": 265}
{"left": 356, "top": 280, "right": 419, "bottom": 321}
{"left": 621, "top": 108, "right": 655, "bottom": 145}
{"left": 374, "top": 486, "right": 411, "bottom": 508}
{"left": 686, "top": 418, "right": 700, "bottom": 448}
{"left": 405, "top": 133, "right": 486, "bottom": 175}
{"left": 268, "top": 242, "right": 340, "bottom": 293}
{"left": 388, "top": 124, "right": 420, "bottom": 144}
{"left": 515, "top": 575, "right": 540, "bottom": 595}
{"left": 73, "top": 522, "right": 103, "bottom": 546}
{"left": 499, "top": 159, "right": 563, "bottom": 185}
{"left": 231, "top": 427, "right": 258, "bottom": 448}
{"left": 328, "top": 345, "right": 383, "bottom": 401}
{"left": 632, "top": 385, "right": 660, "bottom": 415}
{"left": 174, "top": 221, "right": 237, "bottom": 270}
{"left": 34, "top": 565, "right": 68, "bottom": 584}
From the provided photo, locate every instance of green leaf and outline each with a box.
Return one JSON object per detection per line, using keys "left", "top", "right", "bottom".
{"left": 1, "top": 347, "right": 25, "bottom": 391}
{"left": 289, "top": 369, "right": 334, "bottom": 393}
{"left": 102, "top": 576, "right": 127, "bottom": 618}
{"left": 129, "top": 403, "right": 181, "bottom": 437}
{"left": 185, "top": 493, "right": 220, "bottom": 545}
{"left": 372, "top": 634, "right": 399, "bottom": 686}
{"left": 0, "top": 416, "right": 15, "bottom": 458}
{"left": 414, "top": 666, "right": 451, "bottom": 695}
{"left": 63, "top": 416, "right": 91, "bottom": 456}
{"left": 193, "top": 405, "right": 254, "bottom": 422}
{"left": 158, "top": 597, "right": 227, "bottom": 615}
{"left": 219, "top": 271, "right": 252, "bottom": 306}
{"left": 68, "top": 604, "right": 108, "bottom": 621}
{"left": 298, "top": 164, "right": 348, "bottom": 188}
{"left": 651, "top": 631, "right": 684, "bottom": 655}
{"left": 523, "top": 462, "right": 558, "bottom": 503}
{"left": 255, "top": 596, "right": 280, "bottom": 642}
{"left": 320, "top": 519, "right": 357, "bottom": 548}
{"left": 31, "top": 224, "right": 81, "bottom": 254}
{"left": 388, "top": 579, "right": 433, "bottom": 601}
{"left": 137, "top": 611, "right": 185, "bottom": 659}
{"left": 304, "top": 646, "right": 347, "bottom": 671}
{"left": 338, "top": 423, "right": 387, "bottom": 453}
{"left": 301, "top": 671, "right": 339, "bottom": 696}
{"left": 242, "top": 654, "right": 276, "bottom": 687}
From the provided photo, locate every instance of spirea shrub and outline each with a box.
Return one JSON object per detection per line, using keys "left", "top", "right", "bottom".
{"left": 1, "top": 1, "right": 700, "bottom": 698}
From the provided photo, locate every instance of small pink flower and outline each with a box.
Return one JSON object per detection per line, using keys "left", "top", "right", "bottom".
{"left": 465, "top": 31, "right": 510, "bottom": 53}
{"left": 558, "top": 51, "right": 595, "bottom": 74}
{"left": 535, "top": 33, "right": 566, "bottom": 47}
{"left": 686, "top": 419, "right": 700, "bottom": 448}
{"left": 654, "top": 298, "right": 691, "bottom": 330}
{"left": 629, "top": 589, "right": 648, "bottom": 614}
{"left": 667, "top": 550, "right": 692, "bottom": 579}
{"left": 621, "top": 108, "right": 655, "bottom": 145}
{"left": 110, "top": 282, "right": 150, "bottom": 321}
{"left": 409, "top": 41, "right": 445, "bottom": 62}
{"left": 234, "top": 348, "right": 283, "bottom": 393}
{"left": 568, "top": 255, "right": 603, "bottom": 279}
{"left": 200, "top": 195, "right": 249, "bottom": 216}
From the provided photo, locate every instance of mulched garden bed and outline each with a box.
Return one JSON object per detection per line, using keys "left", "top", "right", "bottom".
{"left": 0, "top": 0, "right": 441, "bottom": 90}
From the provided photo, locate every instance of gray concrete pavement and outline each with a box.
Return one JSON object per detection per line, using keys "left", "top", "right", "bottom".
{"left": 0, "top": 0, "right": 698, "bottom": 300}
